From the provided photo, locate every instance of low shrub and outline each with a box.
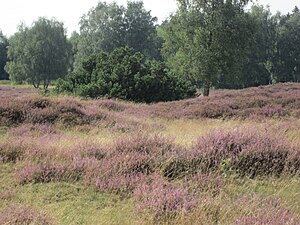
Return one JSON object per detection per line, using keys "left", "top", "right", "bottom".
{"left": 0, "top": 140, "right": 25, "bottom": 163}
{"left": 113, "top": 135, "right": 179, "bottom": 156}
{"left": 17, "top": 163, "right": 83, "bottom": 184}
{"left": 68, "top": 140, "right": 106, "bottom": 160}
{"left": 234, "top": 208, "right": 299, "bottom": 225}
{"left": 9, "top": 123, "right": 57, "bottom": 137}
{"left": 55, "top": 47, "right": 195, "bottom": 103}
{"left": 95, "top": 173, "right": 146, "bottom": 196}
{"left": 95, "top": 99, "right": 127, "bottom": 111}
{"left": 285, "top": 149, "right": 300, "bottom": 175}
{"left": 0, "top": 101, "right": 27, "bottom": 125}
{"left": 160, "top": 128, "right": 298, "bottom": 178}
{"left": 192, "top": 128, "right": 293, "bottom": 177}
{"left": 134, "top": 174, "right": 197, "bottom": 221}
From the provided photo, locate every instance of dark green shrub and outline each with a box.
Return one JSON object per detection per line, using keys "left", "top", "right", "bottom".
{"left": 56, "top": 47, "right": 195, "bottom": 103}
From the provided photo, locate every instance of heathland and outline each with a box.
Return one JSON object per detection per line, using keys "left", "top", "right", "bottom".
{"left": 0, "top": 82, "right": 299, "bottom": 224}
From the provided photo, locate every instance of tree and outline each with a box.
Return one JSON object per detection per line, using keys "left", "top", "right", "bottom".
{"left": 75, "top": 1, "right": 161, "bottom": 67}
{"left": 238, "top": 5, "right": 277, "bottom": 88}
{"left": 69, "top": 31, "right": 80, "bottom": 71}
{"left": 160, "top": 0, "right": 253, "bottom": 96}
{"left": 125, "top": 1, "right": 162, "bottom": 60}
{"left": 0, "top": 30, "right": 8, "bottom": 80}
{"left": 272, "top": 8, "right": 300, "bottom": 82}
{"left": 5, "top": 18, "right": 71, "bottom": 88}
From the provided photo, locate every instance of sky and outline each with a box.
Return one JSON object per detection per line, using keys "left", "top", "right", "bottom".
{"left": 0, "top": 0, "right": 298, "bottom": 37}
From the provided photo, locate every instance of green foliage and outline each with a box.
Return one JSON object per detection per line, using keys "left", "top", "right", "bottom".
{"left": 5, "top": 18, "right": 71, "bottom": 88}
{"left": 0, "top": 31, "right": 8, "bottom": 80}
{"left": 56, "top": 47, "right": 195, "bottom": 102}
{"left": 223, "top": 5, "right": 277, "bottom": 89}
{"left": 272, "top": 10, "right": 300, "bottom": 82}
{"left": 160, "top": 0, "right": 253, "bottom": 96}
{"left": 75, "top": 1, "right": 162, "bottom": 67}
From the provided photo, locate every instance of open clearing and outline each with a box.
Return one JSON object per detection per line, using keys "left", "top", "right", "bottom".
{"left": 0, "top": 83, "right": 300, "bottom": 224}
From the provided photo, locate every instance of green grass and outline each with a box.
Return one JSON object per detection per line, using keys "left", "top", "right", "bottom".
{"left": 0, "top": 80, "right": 11, "bottom": 85}
{"left": 224, "top": 177, "right": 300, "bottom": 213}
{"left": 0, "top": 164, "right": 136, "bottom": 225}
{"left": 1, "top": 162, "right": 299, "bottom": 224}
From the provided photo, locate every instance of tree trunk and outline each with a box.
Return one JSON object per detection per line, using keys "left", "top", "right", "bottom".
{"left": 43, "top": 80, "right": 49, "bottom": 89}
{"left": 33, "top": 82, "right": 39, "bottom": 89}
{"left": 203, "top": 81, "right": 210, "bottom": 97}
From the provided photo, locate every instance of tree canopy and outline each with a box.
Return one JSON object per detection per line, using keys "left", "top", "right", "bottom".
{"left": 5, "top": 18, "right": 71, "bottom": 88}
{"left": 160, "top": 0, "right": 254, "bottom": 96}
{"left": 0, "top": 31, "right": 8, "bottom": 80}
{"left": 272, "top": 9, "right": 300, "bottom": 82}
{"left": 75, "top": 1, "right": 162, "bottom": 67}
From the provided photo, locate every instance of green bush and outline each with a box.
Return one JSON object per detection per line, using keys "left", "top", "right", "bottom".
{"left": 55, "top": 47, "right": 195, "bottom": 102}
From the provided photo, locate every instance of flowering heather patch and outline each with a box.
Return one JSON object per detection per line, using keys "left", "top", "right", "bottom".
{"left": 234, "top": 207, "right": 299, "bottom": 225}
{"left": 95, "top": 172, "right": 147, "bottom": 196}
{"left": 0, "top": 204, "right": 51, "bottom": 225}
{"left": 113, "top": 134, "right": 179, "bottom": 156}
{"left": 95, "top": 99, "right": 127, "bottom": 111}
{"left": 0, "top": 139, "right": 25, "bottom": 163}
{"left": 17, "top": 163, "right": 83, "bottom": 184}
{"left": 85, "top": 151, "right": 152, "bottom": 190}
{"left": 184, "top": 172, "right": 224, "bottom": 195}
{"left": 67, "top": 140, "right": 106, "bottom": 160}
{"left": 0, "top": 100, "right": 27, "bottom": 125}
{"left": 9, "top": 123, "right": 58, "bottom": 137}
{"left": 124, "top": 83, "right": 300, "bottom": 120}
{"left": 84, "top": 136, "right": 183, "bottom": 195}
{"left": 105, "top": 135, "right": 181, "bottom": 175}
{"left": 134, "top": 174, "right": 197, "bottom": 221}
{"left": 0, "top": 95, "right": 112, "bottom": 127}
{"left": 193, "top": 128, "right": 295, "bottom": 177}
{"left": 161, "top": 128, "right": 299, "bottom": 179}
{"left": 285, "top": 148, "right": 300, "bottom": 175}
{"left": 0, "top": 135, "right": 65, "bottom": 163}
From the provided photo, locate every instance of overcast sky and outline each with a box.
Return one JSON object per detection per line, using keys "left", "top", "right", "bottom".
{"left": 0, "top": 0, "right": 298, "bottom": 37}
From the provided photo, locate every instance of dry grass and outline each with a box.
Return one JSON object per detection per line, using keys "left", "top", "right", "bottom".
{"left": 0, "top": 84, "right": 299, "bottom": 224}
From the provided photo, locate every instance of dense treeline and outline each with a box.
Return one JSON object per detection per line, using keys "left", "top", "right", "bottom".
{"left": 0, "top": 1, "right": 299, "bottom": 101}
{"left": 0, "top": 31, "right": 8, "bottom": 80}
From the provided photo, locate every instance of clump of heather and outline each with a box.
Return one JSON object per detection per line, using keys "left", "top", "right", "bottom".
{"left": 67, "top": 140, "right": 106, "bottom": 160}
{"left": 113, "top": 134, "right": 180, "bottom": 158}
{"left": 17, "top": 163, "right": 83, "bottom": 184}
{"left": 0, "top": 100, "right": 27, "bottom": 125}
{"left": 9, "top": 123, "right": 58, "bottom": 137}
{"left": 0, "top": 137, "right": 63, "bottom": 163}
{"left": 234, "top": 208, "right": 299, "bottom": 225}
{"left": 162, "top": 128, "right": 299, "bottom": 179}
{"left": 0, "top": 95, "right": 115, "bottom": 127}
{"left": 125, "top": 82, "right": 300, "bottom": 120}
{"left": 95, "top": 99, "right": 127, "bottom": 111}
{"left": 0, "top": 139, "right": 25, "bottom": 163}
{"left": 184, "top": 172, "right": 224, "bottom": 195}
{"left": 96, "top": 173, "right": 147, "bottom": 196}
{"left": 87, "top": 151, "right": 152, "bottom": 191}
{"left": 134, "top": 174, "right": 197, "bottom": 222}
{"left": 193, "top": 128, "right": 293, "bottom": 177}
{"left": 285, "top": 148, "right": 300, "bottom": 175}
{"left": 97, "top": 135, "right": 180, "bottom": 177}
{"left": 0, "top": 190, "right": 16, "bottom": 201}
{"left": 85, "top": 135, "right": 183, "bottom": 195}
{"left": 0, "top": 204, "right": 51, "bottom": 225}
